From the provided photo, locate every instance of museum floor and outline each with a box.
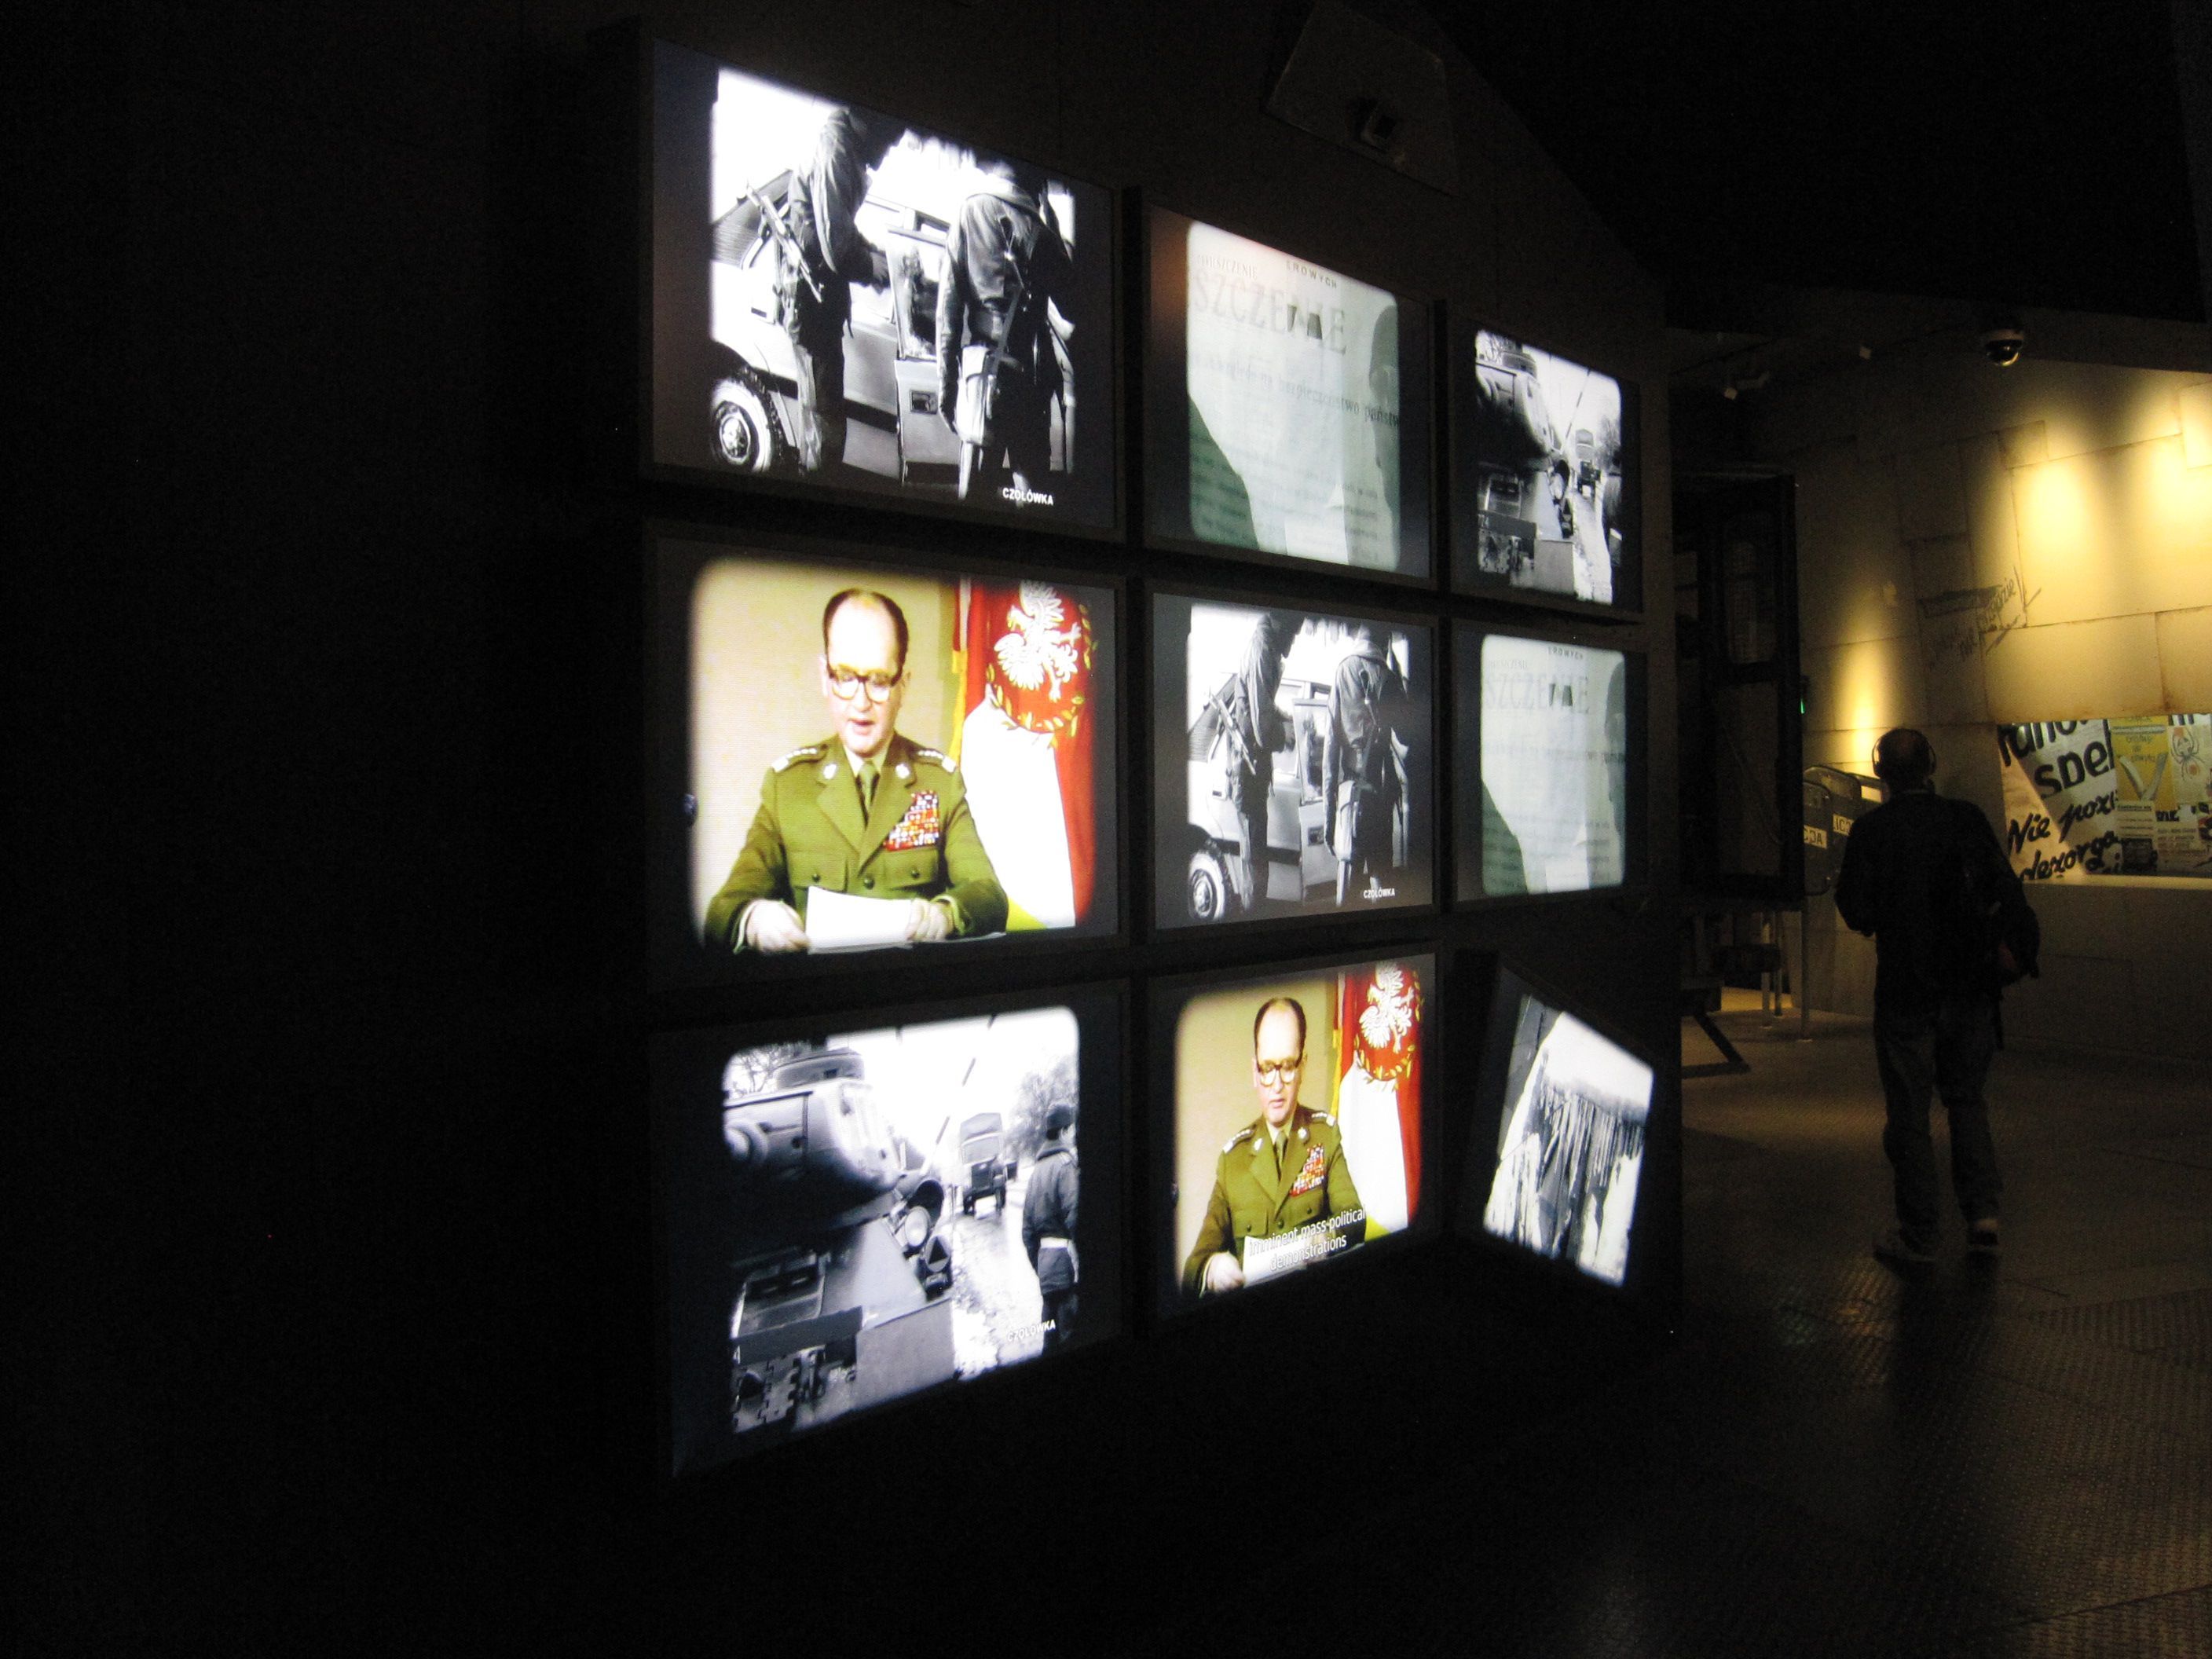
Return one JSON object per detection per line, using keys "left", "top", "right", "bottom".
{"left": 1119, "top": 996, "right": 2212, "bottom": 1657}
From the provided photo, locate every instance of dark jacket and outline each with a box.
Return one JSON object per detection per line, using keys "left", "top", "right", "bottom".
{"left": 934, "top": 178, "right": 1071, "bottom": 413}
{"left": 1835, "top": 789, "right": 2027, "bottom": 1009}
{"left": 1021, "top": 1141, "right": 1079, "bottom": 1294}
{"left": 1324, "top": 645, "right": 1408, "bottom": 851}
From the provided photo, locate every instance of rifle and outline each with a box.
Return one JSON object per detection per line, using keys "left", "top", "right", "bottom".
{"left": 747, "top": 181, "right": 823, "bottom": 304}
{"left": 1204, "top": 681, "right": 1265, "bottom": 782}
{"left": 971, "top": 207, "right": 1037, "bottom": 444}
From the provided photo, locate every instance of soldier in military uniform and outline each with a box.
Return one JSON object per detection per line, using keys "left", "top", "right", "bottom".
{"left": 1021, "top": 1101, "right": 1080, "bottom": 1349}
{"left": 1323, "top": 624, "right": 1410, "bottom": 905}
{"left": 704, "top": 589, "right": 1007, "bottom": 953}
{"left": 1181, "top": 997, "right": 1366, "bottom": 1300}
{"left": 936, "top": 158, "right": 1073, "bottom": 504}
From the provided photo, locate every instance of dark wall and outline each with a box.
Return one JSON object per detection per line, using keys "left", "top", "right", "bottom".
{"left": 16, "top": 3, "right": 1677, "bottom": 1648}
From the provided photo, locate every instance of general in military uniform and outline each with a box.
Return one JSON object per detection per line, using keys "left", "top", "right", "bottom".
{"left": 1181, "top": 997, "right": 1366, "bottom": 1300}
{"left": 704, "top": 589, "right": 1007, "bottom": 954}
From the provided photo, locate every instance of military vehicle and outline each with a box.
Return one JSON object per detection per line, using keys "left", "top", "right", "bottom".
{"left": 955, "top": 1110, "right": 1018, "bottom": 1214}
{"left": 716, "top": 1046, "right": 957, "bottom": 1439}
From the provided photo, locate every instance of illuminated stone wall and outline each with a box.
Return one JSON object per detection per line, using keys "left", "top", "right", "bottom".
{"left": 1751, "top": 327, "right": 2212, "bottom": 1053}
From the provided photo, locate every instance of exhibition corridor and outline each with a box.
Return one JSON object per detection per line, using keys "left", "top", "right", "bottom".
{"left": 1117, "top": 998, "right": 2212, "bottom": 1657}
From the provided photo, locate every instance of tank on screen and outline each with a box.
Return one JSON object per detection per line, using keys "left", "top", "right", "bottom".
{"left": 716, "top": 1047, "right": 956, "bottom": 1438}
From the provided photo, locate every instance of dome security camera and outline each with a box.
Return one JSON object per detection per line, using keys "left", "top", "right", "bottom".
{"left": 1981, "top": 327, "right": 2025, "bottom": 367}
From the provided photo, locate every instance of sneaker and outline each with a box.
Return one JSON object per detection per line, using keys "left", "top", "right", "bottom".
{"left": 1873, "top": 1227, "right": 1938, "bottom": 1267}
{"left": 1967, "top": 1218, "right": 2001, "bottom": 1253}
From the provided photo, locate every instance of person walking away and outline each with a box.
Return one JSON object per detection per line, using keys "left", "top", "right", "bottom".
{"left": 1836, "top": 727, "right": 2038, "bottom": 1266}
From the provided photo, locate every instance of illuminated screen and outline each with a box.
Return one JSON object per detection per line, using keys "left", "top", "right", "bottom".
{"left": 1152, "top": 594, "right": 1434, "bottom": 928}
{"left": 652, "top": 537, "right": 1118, "bottom": 980}
{"left": 1163, "top": 955, "right": 1432, "bottom": 1309}
{"left": 1144, "top": 207, "right": 1431, "bottom": 577}
{"left": 1461, "top": 630, "right": 1630, "bottom": 896}
{"left": 1467, "top": 973, "right": 1652, "bottom": 1286}
{"left": 657, "top": 993, "right": 1120, "bottom": 1476}
{"left": 648, "top": 42, "right": 1115, "bottom": 529}
{"left": 1998, "top": 716, "right": 2212, "bottom": 879}
{"left": 1452, "top": 322, "right": 1636, "bottom": 606}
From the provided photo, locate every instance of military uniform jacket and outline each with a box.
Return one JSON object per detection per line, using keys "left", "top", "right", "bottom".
{"left": 1021, "top": 1142, "right": 1080, "bottom": 1293}
{"left": 704, "top": 732, "right": 1009, "bottom": 950}
{"left": 1180, "top": 1104, "right": 1365, "bottom": 1299}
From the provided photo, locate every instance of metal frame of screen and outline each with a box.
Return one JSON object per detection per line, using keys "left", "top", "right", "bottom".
{"left": 653, "top": 978, "right": 1128, "bottom": 1481}
{"left": 1142, "top": 945, "right": 1443, "bottom": 1327}
{"left": 1452, "top": 955, "right": 1658, "bottom": 1298}
{"left": 636, "top": 32, "right": 1123, "bottom": 540}
{"left": 1148, "top": 581, "right": 1441, "bottom": 941}
{"left": 1450, "top": 619, "right": 1648, "bottom": 907}
{"left": 1445, "top": 310, "right": 1643, "bottom": 617}
{"left": 646, "top": 518, "right": 1128, "bottom": 991}
{"left": 1139, "top": 197, "right": 1437, "bottom": 588}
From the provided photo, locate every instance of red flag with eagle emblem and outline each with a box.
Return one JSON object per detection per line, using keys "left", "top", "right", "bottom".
{"left": 1331, "top": 960, "right": 1423, "bottom": 1236}
{"left": 954, "top": 580, "right": 1097, "bottom": 928}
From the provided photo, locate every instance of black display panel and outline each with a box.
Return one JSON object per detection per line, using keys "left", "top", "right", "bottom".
{"left": 1151, "top": 952, "right": 1437, "bottom": 1315}
{"left": 1454, "top": 624, "right": 1640, "bottom": 899}
{"left": 1152, "top": 591, "right": 1435, "bottom": 930}
{"left": 651, "top": 532, "right": 1119, "bottom": 983}
{"left": 1143, "top": 205, "right": 1432, "bottom": 580}
{"left": 647, "top": 41, "right": 1116, "bottom": 532}
{"left": 1459, "top": 965, "right": 1653, "bottom": 1287}
{"left": 657, "top": 985, "right": 1123, "bottom": 1477}
{"left": 1449, "top": 318, "right": 1639, "bottom": 610}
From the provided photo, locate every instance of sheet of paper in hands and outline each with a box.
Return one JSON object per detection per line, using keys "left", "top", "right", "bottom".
{"left": 804, "top": 887, "right": 914, "bottom": 951}
{"left": 1241, "top": 1225, "right": 1341, "bottom": 1286}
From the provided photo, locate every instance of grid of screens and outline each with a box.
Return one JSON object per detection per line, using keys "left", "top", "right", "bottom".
{"left": 1462, "top": 969, "right": 1653, "bottom": 1287}
{"left": 657, "top": 992, "right": 1121, "bottom": 1476}
{"left": 1144, "top": 207, "right": 1432, "bottom": 579}
{"left": 1457, "top": 629, "right": 1633, "bottom": 898}
{"left": 1451, "top": 321, "right": 1636, "bottom": 608}
{"left": 632, "top": 40, "right": 1667, "bottom": 1474}
{"left": 1159, "top": 954, "right": 1434, "bottom": 1310}
{"left": 1152, "top": 594, "right": 1434, "bottom": 928}
{"left": 652, "top": 537, "right": 1119, "bottom": 980}
{"left": 648, "top": 41, "right": 1116, "bottom": 529}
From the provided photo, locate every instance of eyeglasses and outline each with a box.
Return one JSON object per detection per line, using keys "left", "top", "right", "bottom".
{"left": 826, "top": 665, "right": 903, "bottom": 704}
{"left": 1255, "top": 1057, "right": 1303, "bottom": 1083}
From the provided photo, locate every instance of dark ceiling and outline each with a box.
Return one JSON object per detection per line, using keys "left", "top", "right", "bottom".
{"left": 1428, "top": 0, "right": 2206, "bottom": 323}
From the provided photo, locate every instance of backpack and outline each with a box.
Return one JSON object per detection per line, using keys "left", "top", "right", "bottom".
{"left": 1943, "top": 804, "right": 2041, "bottom": 991}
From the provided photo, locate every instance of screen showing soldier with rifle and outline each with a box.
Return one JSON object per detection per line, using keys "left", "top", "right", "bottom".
{"left": 648, "top": 41, "right": 1117, "bottom": 531}
{"left": 1151, "top": 593, "right": 1434, "bottom": 930}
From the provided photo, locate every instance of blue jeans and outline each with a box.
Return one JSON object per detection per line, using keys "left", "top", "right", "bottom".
{"left": 1875, "top": 997, "right": 2002, "bottom": 1250}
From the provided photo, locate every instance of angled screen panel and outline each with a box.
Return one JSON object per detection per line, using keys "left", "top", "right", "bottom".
{"left": 1459, "top": 966, "right": 1654, "bottom": 1287}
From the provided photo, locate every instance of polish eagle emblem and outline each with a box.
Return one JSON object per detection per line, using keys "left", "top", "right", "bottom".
{"left": 987, "top": 582, "right": 1090, "bottom": 738}
{"left": 1355, "top": 961, "right": 1420, "bottom": 1082}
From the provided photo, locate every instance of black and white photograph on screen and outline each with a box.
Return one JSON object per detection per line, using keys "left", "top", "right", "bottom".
{"left": 655, "top": 44, "right": 1108, "bottom": 523}
{"left": 1165, "top": 600, "right": 1432, "bottom": 925}
{"left": 665, "top": 1006, "right": 1086, "bottom": 1472}
{"left": 1167, "top": 215, "right": 1417, "bottom": 573}
{"left": 1481, "top": 993, "right": 1653, "bottom": 1286}
{"left": 1462, "top": 330, "right": 1628, "bottom": 604}
{"left": 1478, "top": 635, "right": 1628, "bottom": 895}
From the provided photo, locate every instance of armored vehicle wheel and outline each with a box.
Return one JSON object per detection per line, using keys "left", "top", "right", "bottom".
{"left": 1188, "top": 847, "right": 1229, "bottom": 923}
{"left": 710, "top": 366, "right": 787, "bottom": 473}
